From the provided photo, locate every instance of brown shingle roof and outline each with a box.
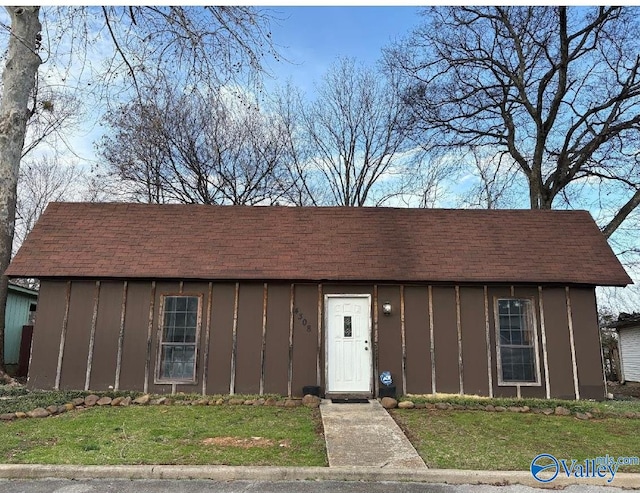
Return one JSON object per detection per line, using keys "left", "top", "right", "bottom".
{"left": 5, "top": 202, "right": 632, "bottom": 286}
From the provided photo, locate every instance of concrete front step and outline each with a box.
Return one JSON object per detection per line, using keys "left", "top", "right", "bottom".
{"left": 319, "top": 399, "right": 427, "bottom": 469}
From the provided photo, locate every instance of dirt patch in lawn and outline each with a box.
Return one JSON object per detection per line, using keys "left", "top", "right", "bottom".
{"left": 201, "top": 436, "right": 291, "bottom": 449}
{"left": 608, "top": 381, "right": 640, "bottom": 400}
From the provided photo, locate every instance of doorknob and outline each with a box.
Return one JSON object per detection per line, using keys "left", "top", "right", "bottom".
{"left": 364, "top": 346, "right": 369, "bottom": 351}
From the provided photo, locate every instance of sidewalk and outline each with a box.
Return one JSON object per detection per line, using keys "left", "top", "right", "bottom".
{"left": 319, "top": 399, "right": 427, "bottom": 469}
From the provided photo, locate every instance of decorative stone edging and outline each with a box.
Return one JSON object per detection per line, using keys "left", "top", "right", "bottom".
{"left": 379, "top": 397, "right": 640, "bottom": 420}
{"left": 0, "top": 393, "right": 322, "bottom": 422}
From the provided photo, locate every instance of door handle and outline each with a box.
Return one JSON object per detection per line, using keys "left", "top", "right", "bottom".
{"left": 364, "top": 347, "right": 369, "bottom": 351}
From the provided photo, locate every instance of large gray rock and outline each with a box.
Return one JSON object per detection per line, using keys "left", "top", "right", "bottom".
{"left": 84, "top": 394, "right": 99, "bottom": 407}
{"left": 398, "top": 400, "right": 415, "bottom": 409}
{"left": 27, "top": 407, "right": 50, "bottom": 418}
{"left": 302, "top": 394, "right": 321, "bottom": 408}
{"left": 133, "top": 394, "right": 151, "bottom": 405}
{"left": 97, "top": 396, "right": 112, "bottom": 406}
{"left": 381, "top": 397, "right": 398, "bottom": 409}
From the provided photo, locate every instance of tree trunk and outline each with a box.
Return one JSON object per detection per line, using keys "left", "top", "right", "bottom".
{"left": 0, "top": 7, "right": 42, "bottom": 373}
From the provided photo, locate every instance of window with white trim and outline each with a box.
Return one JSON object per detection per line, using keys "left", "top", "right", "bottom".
{"left": 157, "top": 295, "right": 201, "bottom": 383}
{"left": 496, "top": 298, "right": 539, "bottom": 384}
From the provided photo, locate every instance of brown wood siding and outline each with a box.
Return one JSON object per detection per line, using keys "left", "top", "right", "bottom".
{"left": 27, "top": 281, "right": 66, "bottom": 389}
{"left": 376, "top": 285, "right": 402, "bottom": 393}
{"left": 570, "top": 287, "right": 605, "bottom": 400}
{"left": 404, "top": 286, "right": 431, "bottom": 394}
{"left": 432, "top": 286, "right": 459, "bottom": 394}
{"left": 263, "top": 283, "right": 290, "bottom": 395}
{"left": 234, "top": 283, "right": 264, "bottom": 394}
{"left": 542, "top": 287, "right": 575, "bottom": 399}
{"left": 206, "top": 283, "right": 235, "bottom": 394}
{"left": 119, "top": 282, "right": 152, "bottom": 392}
{"left": 25, "top": 279, "right": 604, "bottom": 401}
{"left": 59, "top": 281, "right": 95, "bottom": 390}
{"left": 487, "top": 286, "right": 517, "bottom": 398}
{"left": 89, "top": 282, "right": 123, "bottom": 390}
{"left": 459, "top": 286, "right": 490, "bottom": 396}
{"left": 292, "top": 284, "right": 320, "bottom": 397}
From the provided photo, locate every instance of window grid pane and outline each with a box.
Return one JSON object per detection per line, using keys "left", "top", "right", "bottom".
{"left": 159, "top": 295, "right": 199, "bottom": 381}
{"left": 497, "top": 299, "right": 537, "bottom": 383}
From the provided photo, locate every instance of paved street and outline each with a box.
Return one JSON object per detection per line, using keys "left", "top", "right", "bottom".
{"left": 0, "top": 480, "right": 633, "bottom": 493}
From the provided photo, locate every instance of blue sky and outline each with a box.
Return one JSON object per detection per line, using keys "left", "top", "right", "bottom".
{"left": 264, "top": 6, "right": 423, "bottom": 91}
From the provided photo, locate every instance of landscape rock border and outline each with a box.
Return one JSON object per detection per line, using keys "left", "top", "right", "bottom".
{"left": 0, "top": 391, "right": 638, "bottom": 422}
{"left": 0, "top": 393, "right": 322, "bottom": 422}
{"left": 387, "top": 399, "right": 640, "bottom": 420}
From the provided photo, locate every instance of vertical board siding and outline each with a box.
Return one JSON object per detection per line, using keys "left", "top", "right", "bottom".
{"left": 541, "top": 287, "right": 576, "bottom": 399}
{"left": 292, "top": 284, "right": 320, "bottom": 397}
{"left": 259, "top": 283, "right": 268, "bottom": 395}
{"left": 459, "top": 286, "right": 490, "bottom": 396}
{"left": 89, "top": 282, "right": 124, "bottom": 391}
{"left": 263, "top": 284, "right": 290, "bottom": 395}
{"left": 570, "top": 287, "right": 606, "bottom": 400}
{"left": 27, "top": 281, "right": 67, "bottom": 389}
{"left": 84, "top": 281, "right": 101, "bottom": 390}
{"left": 537, "top": 286, "right": 551, "bottom": 399}
{"left": 376, "top": 285, "right": 402, "bottom": 393}
{"left": 201, "top": 283, "right": 213, "bottom": 395}
{"left": 59, "top": 281, "right": 96, "bottom": 390}
{"left": 119, "top": 282, "right": 152, "bottom": 392}
{"left": 403, "top": 286, "right": 431, "bottom": 394}
{"left": 206, "top": 283, "right": 236, "bottom": 395}
{"left": 4, "top": 291, "right": 35, "bottom": 364}
{"left": 486, "top": 286, "right": 517, "bottom": 398}
{"left": 234, "top": 283, "right": 264, "bottom": 394}
{"left": 619, "top": 327, "right": 640, "bottom": 382}
{"left": 114, "top": 281, "right": 129, "bottom": 391}
{"left": 27, "top": 280, "right": 605, "bottom": 401}
{"left": 432, "top": 286, "right": 460, "bottom": 394}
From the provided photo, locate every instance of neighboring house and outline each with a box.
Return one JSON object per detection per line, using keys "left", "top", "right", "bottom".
{"left": 610, "top": 313, "right": 640, "bottom": 383}
{"left": 4, "top": 283, "right": 37, "bottom": 368}
{"left": 5, "top": 203, "right": 632, "bottom": 400}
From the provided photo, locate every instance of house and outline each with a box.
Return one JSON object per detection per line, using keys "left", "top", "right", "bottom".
{"left": 5, "top": 203, "right": 632, "bottom": 400}
{"left": 4, "top": 283, "right": 38, "bottom": 373}
{"left": 610, "top": 313, "right": 640, "bottom": 383}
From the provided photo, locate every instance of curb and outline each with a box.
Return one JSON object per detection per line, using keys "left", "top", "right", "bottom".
{"left": 0, "top": 465, "right": 639, "bottom": 488}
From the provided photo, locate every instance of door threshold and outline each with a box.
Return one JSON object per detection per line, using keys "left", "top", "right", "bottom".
{"left": 330, "top": 397, "right": 370, "bottom": 404}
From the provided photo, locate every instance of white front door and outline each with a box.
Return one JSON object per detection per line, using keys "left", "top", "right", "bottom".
{"left": 326, "top": 296, "right": 372, "bottom": 394}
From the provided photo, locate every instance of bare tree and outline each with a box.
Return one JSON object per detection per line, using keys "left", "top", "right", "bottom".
{"left": 99, "top": 84, "right": 294, "bottom": 205}
{"left": 15, "top": 156, "right": 80, "bottom": 249}
{"left": 0, "top": 6, "right": 278, "bottom": 374}
{"left": 456, "top": 149, "right": 522, "bottom": 209}
{"left": 388, "top": 6, "right": 640, "bottom": 237}
{"left": 295, "top": 58, "right": 420, "bottom": 206}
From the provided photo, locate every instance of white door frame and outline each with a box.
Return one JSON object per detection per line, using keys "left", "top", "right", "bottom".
{"left": 324, "top": 294, "right": 373, "bottom": 395}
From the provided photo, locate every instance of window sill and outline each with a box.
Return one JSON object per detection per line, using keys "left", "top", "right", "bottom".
{"left": 497, "top": 381, "right": 541, "bottom": 387}
{"left": 154, "top": 379, "right": 198, "bottom": 385}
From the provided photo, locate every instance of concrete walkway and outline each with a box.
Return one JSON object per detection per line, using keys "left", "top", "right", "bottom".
{"left": 319, "top": 399, "right": 427, "bottom": 469}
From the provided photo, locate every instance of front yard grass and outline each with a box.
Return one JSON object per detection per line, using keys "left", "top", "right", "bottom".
{"left": 392, "top": 409, "right": 640, "bottom": 472}
{"left": 1, "top": 405, "right": 327, "bottom": 466}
